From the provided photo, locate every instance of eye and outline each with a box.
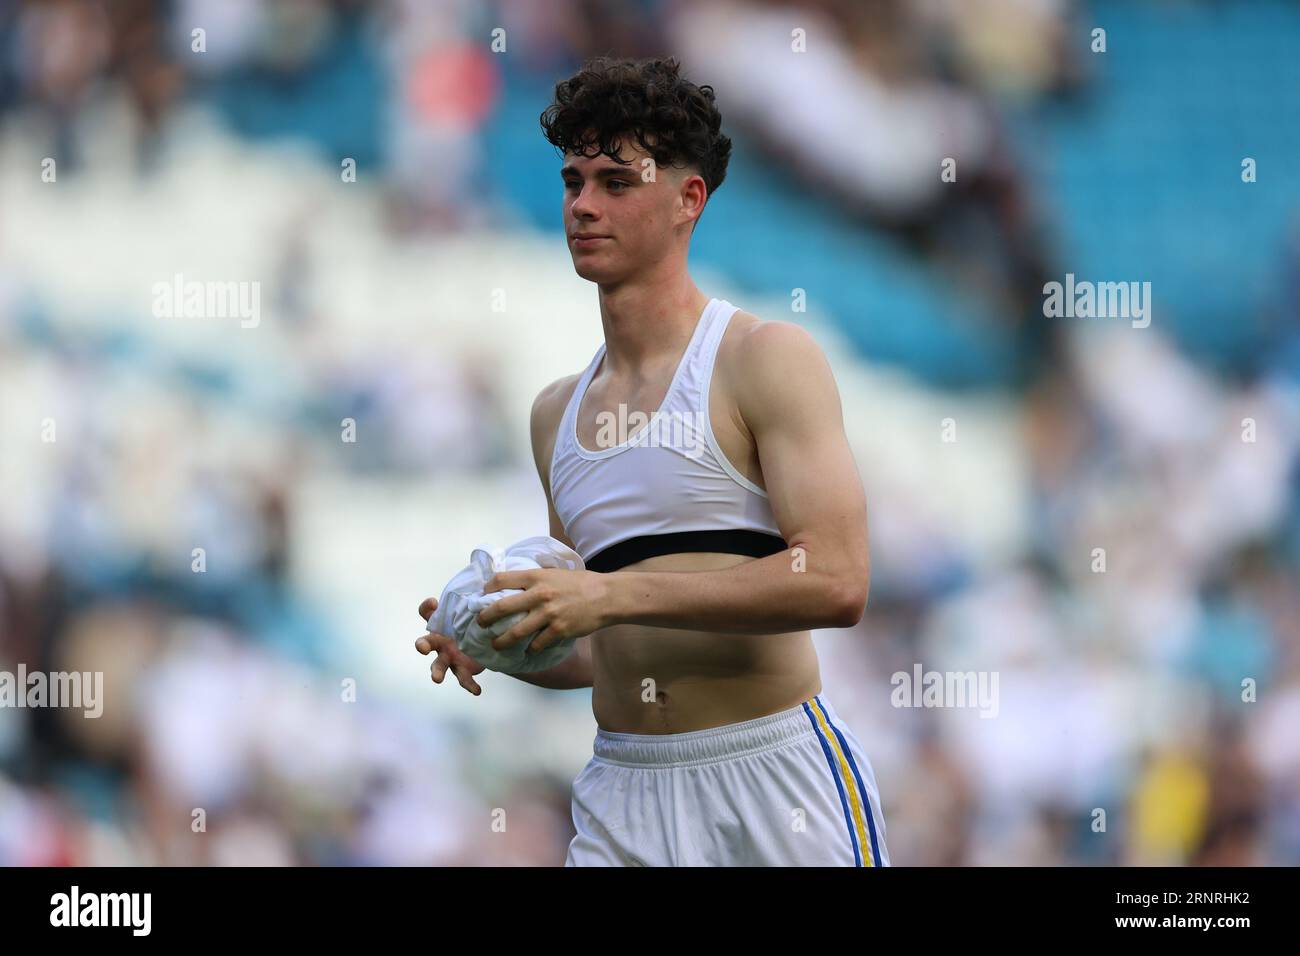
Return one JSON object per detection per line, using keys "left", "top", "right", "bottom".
{"left": 563, "top": 180, "right": 580, "bottom": 191}
{"left": 607, "top": 180, "right": 629, "bottom": 192}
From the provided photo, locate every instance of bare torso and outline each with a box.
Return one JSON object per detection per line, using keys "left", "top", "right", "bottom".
{"left": 538, "top": 309, "right": 823, "bottom": 734}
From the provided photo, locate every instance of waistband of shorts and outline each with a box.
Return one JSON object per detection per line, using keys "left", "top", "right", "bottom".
{"left": 592, "top": 698, "right": 823, "bottom": 769}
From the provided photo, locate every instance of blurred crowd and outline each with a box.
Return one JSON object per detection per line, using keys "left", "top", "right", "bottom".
{"left": 824, "top": 326, "right": 1300, "bottom": 865}
{"left": 2, "top": 0, "right": 1298, "bottom": 865}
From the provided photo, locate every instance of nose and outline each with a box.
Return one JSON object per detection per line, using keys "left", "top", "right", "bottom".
{"left": 569, "top": 182, "right": 600, "bottom": 223}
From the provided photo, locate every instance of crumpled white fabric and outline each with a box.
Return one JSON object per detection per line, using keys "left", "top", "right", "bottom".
{"left": 427, "top": 536, "right": 585, "bottom": 675}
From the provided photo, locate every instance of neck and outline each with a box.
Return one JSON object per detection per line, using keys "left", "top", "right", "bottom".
{"left": 595, "top": 270, "right": 710, "bottom": 377}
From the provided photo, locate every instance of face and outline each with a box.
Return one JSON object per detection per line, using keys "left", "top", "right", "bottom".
{"left": 561, "top": 136, "right": 705, "bottom": 285}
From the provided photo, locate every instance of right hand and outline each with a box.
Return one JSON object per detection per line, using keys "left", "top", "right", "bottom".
{"left": 415, "top": 596, "right": 486, "bottom": 695}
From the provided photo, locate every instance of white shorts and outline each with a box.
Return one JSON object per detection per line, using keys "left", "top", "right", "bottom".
{"left": 564, "top": 693, "right": 889, "bottom": 867}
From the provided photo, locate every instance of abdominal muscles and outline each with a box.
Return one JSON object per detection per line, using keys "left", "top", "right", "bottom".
{"left": 589, "top": 551, "right": 823, "bottom": 734}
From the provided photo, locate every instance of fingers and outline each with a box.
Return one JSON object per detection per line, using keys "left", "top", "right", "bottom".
{"left": 438, "top": 652, "right": 481, "bottom": 695}
{"left": 420, "top": 634, "right": 482, "bottom": 696}
{"left": 430, "top": 651, "right": 454, "bottom": 686}
{"left": 524, "top": 626, "right": 562, "bottom": 656}
{"left": 477, "top": 588, "right": 541, "bottom": 630}
{"left": 457, "top": 668, "right": 483, "bottom": 696}
{"left": 483, "top": 570, "right": 535, "bottom": 594}
{"left": 415, "top": 630, "right": 451, "bottom": 655}
{"left": 491, "top": 611, "right": 547, "bottom": 652}
{"left": 418, "top": 596, "right": 438, "bottom": 621}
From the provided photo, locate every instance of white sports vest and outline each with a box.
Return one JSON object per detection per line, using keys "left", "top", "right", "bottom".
{"left": 550, "top": 298, "right": 787, "bottom": 573}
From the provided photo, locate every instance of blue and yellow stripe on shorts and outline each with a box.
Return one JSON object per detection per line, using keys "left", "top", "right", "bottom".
{"left": 802, "top": 695, "right": 882, "bottom": 867}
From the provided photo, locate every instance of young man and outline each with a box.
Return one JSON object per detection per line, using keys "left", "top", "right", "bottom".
{"left": 415, "top": 56, "right": 888, "bottom": 867}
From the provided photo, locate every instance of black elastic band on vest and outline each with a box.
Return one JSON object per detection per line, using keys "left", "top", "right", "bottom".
{"left": 585, "top": 530, "right": 789, "bottom": 573}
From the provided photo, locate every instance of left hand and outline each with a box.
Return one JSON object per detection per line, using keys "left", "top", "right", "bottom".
{"left": 477, "top": 568, "right": 612, "bottom": 655}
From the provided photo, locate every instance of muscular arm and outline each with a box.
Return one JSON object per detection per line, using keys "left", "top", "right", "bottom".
{"left": 602, "top": 321, "right": 869, "bottom": 634}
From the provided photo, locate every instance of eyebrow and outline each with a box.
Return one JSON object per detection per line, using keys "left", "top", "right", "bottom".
{"left": 560, "top": 164, "right": 638, "bottom": 181}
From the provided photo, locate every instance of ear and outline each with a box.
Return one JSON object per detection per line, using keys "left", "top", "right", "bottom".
{"left": 679, "top": 171, "right": 708, "bottom": 227}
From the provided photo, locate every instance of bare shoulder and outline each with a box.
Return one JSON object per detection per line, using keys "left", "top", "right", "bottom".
{"left": 718, "top": 310, "right": 832, "bottom": 391}
{"left": 531, "top": 372, "right": 582, "bottom": 432}
{"left": 716, "top": 310, "right": 840, "bottom": 436}
{"left": 529, "top": 372, "right": 583, "bottom": 482}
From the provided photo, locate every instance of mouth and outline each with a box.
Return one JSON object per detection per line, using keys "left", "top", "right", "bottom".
{"left": 571, "top": 235, "right": 611, "bottom": 248}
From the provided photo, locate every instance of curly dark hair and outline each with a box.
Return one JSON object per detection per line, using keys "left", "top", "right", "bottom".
{"left": 540, "top": 56, "right": 732, "bottom": 203}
